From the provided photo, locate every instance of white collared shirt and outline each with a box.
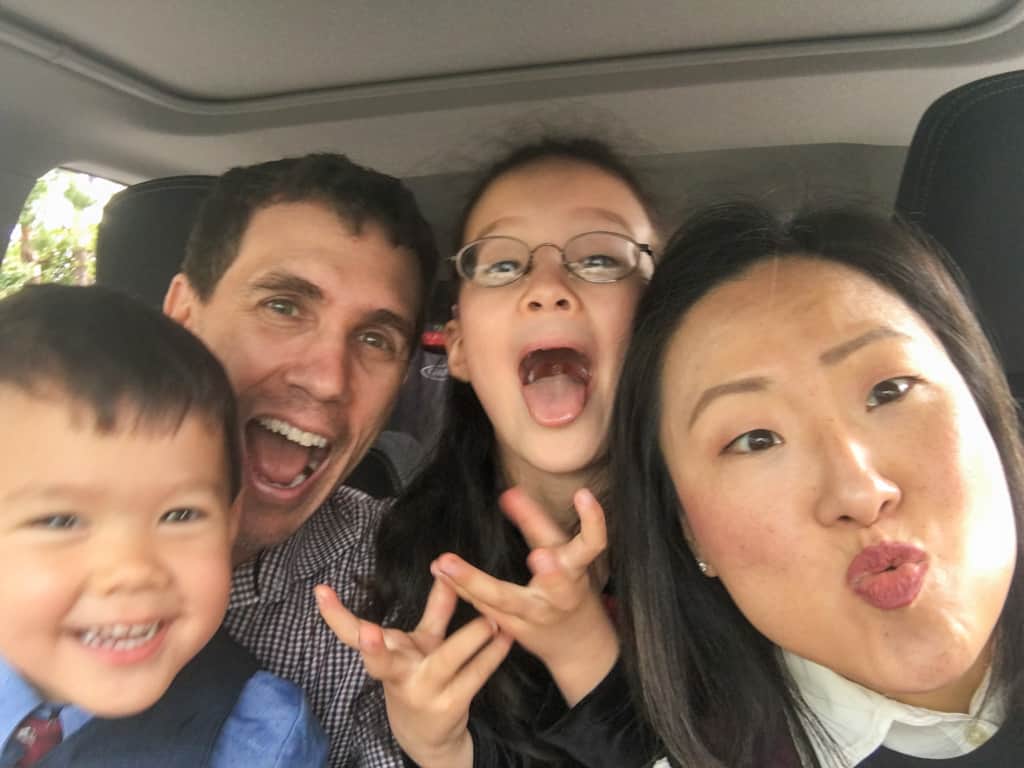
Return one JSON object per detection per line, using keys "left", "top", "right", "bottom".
{"left": 783, "top": 651, "right": 1005, "bottom": 767}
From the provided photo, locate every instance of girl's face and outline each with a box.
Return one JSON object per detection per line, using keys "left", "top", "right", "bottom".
{"left": 446, "top": 160, "right": 653, "bottom": 482}
{"left": 658, "top": 257, "right": 1016, "bottom": 711}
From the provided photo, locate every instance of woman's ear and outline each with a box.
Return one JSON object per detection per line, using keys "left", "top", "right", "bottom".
{"left": 681, "top": 517, "right": 717, "bottom": 578}
{"left": 444, "top": 315, "right": 470, "bottom": 382}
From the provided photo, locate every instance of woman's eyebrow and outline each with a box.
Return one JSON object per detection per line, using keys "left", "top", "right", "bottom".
{"left": 688, "top": 376, "right": 771, "bottom": 429}
{"left": 819, "top": 326, "right": 910, "bottom": 366}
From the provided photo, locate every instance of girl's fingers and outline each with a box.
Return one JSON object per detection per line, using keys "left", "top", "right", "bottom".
{"left": 315, "top": 584, "right": 362, "bottom": 648}
{"left": 556, "top": 488, "right": 608, "bottom": 574}
{"left": 413, "top": 576, "right": 459, "bottom": 649}
{"left": 421, "top": 615, "right": 502, "bottom": 689}
{"left": 444, "top": 631, "right": 515, "bottom": 704}
{"left": 432, "top": 554, "right": 533, "bottom": 616}
{"left": 357, "top": 621, "right": 407, "bottom": 682}
{"left": 499, "top": 487, "right": 567, "bottom": 549}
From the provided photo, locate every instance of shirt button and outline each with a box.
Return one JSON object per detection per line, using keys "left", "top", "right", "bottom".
{"left": 965, "top": 722, "right": 994, "bottom": 747}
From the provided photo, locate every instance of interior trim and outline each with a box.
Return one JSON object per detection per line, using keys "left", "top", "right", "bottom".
{"left": 1, "top": 2, "right": 1023, "bottom": 117}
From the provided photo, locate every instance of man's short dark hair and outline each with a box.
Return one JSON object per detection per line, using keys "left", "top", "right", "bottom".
{"left": 182, "top": 153, "right": 439, "bottom": 326}
{"left": 0, "top": 284, "right": 241, "bottom": 497}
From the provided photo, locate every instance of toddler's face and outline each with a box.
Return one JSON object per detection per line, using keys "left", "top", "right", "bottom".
{"left": 0, "top": 387, "right": 236, "bottom": 716}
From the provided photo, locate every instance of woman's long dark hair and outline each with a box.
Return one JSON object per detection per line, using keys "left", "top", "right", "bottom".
{"left": 367, "top": 136, "right": 659, "bottom": 763}
{"left": 608, "top": 201, "right": 1024, "bottom": 767}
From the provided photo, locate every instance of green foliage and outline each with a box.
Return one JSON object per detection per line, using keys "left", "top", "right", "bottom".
{"left": 1, "top": 168, "right": 119, "bottom": 300}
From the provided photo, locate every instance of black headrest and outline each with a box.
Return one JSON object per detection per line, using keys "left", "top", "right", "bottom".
{"left": 95, "top": 175, "right": 214, "bottom": 308}
{"left": 895, "top": 70, "right": 1024, "bottom": 401}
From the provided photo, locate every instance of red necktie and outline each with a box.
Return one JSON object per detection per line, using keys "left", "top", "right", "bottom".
{"left": 11, "top": 710, "right": 62, "bottom": 767}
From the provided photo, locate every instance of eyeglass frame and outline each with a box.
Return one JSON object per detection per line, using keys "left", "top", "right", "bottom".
{"left": 450, "top": 230, "right": 655, "bottom": 287}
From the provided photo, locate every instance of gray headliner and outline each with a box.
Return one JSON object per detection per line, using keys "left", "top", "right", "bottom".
{"left": 2, "top": 1, "right": 1024, "bottom": 243}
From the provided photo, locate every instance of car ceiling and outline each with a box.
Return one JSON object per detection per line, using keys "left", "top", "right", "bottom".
{"left": 2, "top": 0, "right": 1024, "bottom": 239}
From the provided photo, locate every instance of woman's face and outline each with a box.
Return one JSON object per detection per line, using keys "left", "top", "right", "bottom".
{"left": 446, "top": 160, "right": 653, "bottom": 481}
{"left": 659, "top": 257, "right": 1016, "bottom": 711}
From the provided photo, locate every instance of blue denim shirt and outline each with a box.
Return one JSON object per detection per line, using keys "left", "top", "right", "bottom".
{"left": 0, "top": 656, "right": 326, "bottom": 767}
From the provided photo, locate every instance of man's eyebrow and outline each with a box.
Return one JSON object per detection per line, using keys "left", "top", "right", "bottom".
{"left": 688, "top": 376, "right": 771, "bottom": 429}
{"left": 248, "top": 271, "right": 323, "bottom": 300}
{"left": 820, "top": 326, "right": 910, "bottom": 366}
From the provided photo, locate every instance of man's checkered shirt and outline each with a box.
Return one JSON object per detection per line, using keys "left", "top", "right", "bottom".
{"left": 224, "top": 485, "right": 404, "bottom": 768}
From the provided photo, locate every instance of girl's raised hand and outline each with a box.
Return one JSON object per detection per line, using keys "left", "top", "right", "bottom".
{"left": 315, "top": 578, "right": 513, "bottom": 768}
{"left": 430, "top": 487, "right": 618, "bottom": 706}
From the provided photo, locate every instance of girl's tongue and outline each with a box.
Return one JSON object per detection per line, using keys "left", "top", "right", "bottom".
{"left": 519, "top": 348, "right": 591, "bottom": 427}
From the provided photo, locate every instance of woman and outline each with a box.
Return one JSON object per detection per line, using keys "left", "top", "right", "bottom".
{"left": 609, "top": 202, "right": 1024, "bottom": 766}
{"left": 317, "top": 136, "right": 660, "bottom": 767}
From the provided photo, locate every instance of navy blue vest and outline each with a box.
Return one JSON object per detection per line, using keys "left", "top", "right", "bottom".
{"left": 34, "top": 628, "right": 257, "bottom": 768}
{"left": 859, "top": 720, "right": 1023, "bottom": 767}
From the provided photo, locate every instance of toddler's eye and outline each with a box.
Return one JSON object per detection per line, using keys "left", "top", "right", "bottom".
{"left": 31, "top": 514, "right": 80, "bottom": 529}
{"left": 724, "top": 428, "right": 782, "bottom": 454}
{"left": 161, "top": 508, "right": 202, "bottom": 524}
{"left": 866, "top": 376, "right": 918, "bottom": 409}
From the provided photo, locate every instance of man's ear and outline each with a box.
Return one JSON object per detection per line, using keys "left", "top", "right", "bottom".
{"left": 163, "top": 273, "right": 200, "bottom": 330}
{"left": 444, "top": 316, "right": 470, "bottom": 382}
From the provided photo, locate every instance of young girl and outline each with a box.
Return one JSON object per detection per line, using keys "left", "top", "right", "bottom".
{"left": 317, "top": 137, "right": 660, "bottom": 766}
{"left": 608, "top": 202, "right": 1024, "bottom": 766}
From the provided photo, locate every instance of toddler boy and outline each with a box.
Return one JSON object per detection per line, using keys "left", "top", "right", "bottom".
{"left": 0, "top": 285, "right": 326, "bottom": 767}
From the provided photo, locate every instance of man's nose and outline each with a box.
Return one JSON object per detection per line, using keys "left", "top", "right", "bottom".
{"left": 813, "top": 425, "right": 901, "bottom": 528}
{"left": 283, "top": 332, "right": 353, "bottom": 404}
{"left": 519, "top": 246, "right": 580, "bottom": 313}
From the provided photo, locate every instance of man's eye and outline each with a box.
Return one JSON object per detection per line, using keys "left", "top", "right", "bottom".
{"left": 264, "top": 298, "right": 300, "bottom": 317}
{"left": 724, "top": 428, "right": 783, "bottom": 454}
{"left": 30, "top": 514, "right": 80, "bottom": 530}
{"left": 358, "top": 330, "right": 406, "bottom": 361}
{"left": 866, "top": 376, "right": 919, "bottom": 409}
{"left": 161, "top": 508, "right": 202, "bottom": 524}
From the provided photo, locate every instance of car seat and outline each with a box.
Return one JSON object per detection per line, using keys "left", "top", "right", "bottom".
{"left": 95, "top": 175, "right": 427, "bottom": 498}
{"left": 896, "top": 70, "right": 1024, "bottom": 403}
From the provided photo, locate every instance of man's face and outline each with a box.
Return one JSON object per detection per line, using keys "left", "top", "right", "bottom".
{"left": 165, "top": 201, "right": 420, "bottom": 560}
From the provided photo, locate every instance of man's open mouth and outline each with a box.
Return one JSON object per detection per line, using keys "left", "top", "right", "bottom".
{"left": 518, "top": 347, "right": 592, "bottom": 427}
{"left": 246, "top": 417, "right": 331, "bottom": 490}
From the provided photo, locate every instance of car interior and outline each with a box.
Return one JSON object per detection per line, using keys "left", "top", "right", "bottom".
{"left": 2, "top": 1, "right": 1023, "bottom": 494}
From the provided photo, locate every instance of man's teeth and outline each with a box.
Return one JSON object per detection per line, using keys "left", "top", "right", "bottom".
{"left": 257, "top": 417, "right": 328, "bottom": 449}
{"left": 79, "top": 622, "right": 161, "bottom": 650}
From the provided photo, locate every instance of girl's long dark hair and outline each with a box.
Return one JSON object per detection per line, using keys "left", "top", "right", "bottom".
{"left": 367, "top": 136, "right": 659, "bottom": 763}
{"left": 608, "top": 201, "right": 1024, "bottom": 767}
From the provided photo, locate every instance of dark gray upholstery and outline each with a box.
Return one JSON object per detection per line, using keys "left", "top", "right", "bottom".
{"left": 896, "top": 70, "right": 1024, "bottom": 402}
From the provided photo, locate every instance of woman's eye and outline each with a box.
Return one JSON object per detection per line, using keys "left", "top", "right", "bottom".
{"left": 161, "top": 508, "right": 202, "bottom": 524}
{"left": 866, "top": 376, "right": 918, "bottom": 409}
{"left": 724, "top": 428, "right": 783, "bottom": 454}
{"left": 30, "top": 514, "right": 80, "bottom": 530}
{"left": 264, "top": 298, "right": 300, "bottom": 318}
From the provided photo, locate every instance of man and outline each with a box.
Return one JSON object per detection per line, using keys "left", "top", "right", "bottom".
{"left": 164, "top": 153, "right": 438, "bottom": 767}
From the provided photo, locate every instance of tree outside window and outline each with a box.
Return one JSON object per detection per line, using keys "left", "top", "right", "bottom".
{"left": 2, "top": 168, "right": 124, "bottom": 299}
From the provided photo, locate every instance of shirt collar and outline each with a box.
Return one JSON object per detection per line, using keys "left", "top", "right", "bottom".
{"left": 229, "top": 485, "right": 389, "bottom": 607}
{"left": 783, "top": 650, "right": 1004, "bottom": 766}
{"left": 0, "top": 656, "right": 92, "bottom": 749}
